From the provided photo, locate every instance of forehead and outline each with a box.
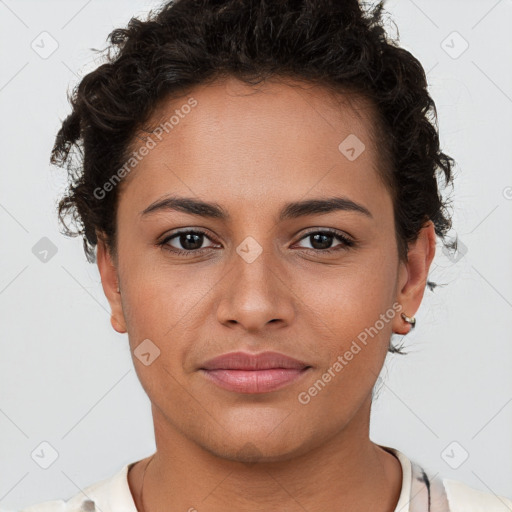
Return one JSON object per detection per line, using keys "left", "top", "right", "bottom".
{"left": 118, "top": 76, "right": 390, "bottom": 220}
{"left": 143, "top": 76, "right": 378, "bottom": 156}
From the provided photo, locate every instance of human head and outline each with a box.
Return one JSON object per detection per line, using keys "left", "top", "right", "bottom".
{"left": 50, "top": 0, "right": 455, "bottom": 463}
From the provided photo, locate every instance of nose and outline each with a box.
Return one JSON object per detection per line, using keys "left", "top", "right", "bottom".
{"left": 215, "top": 239, "right": 296, "bottom": 333}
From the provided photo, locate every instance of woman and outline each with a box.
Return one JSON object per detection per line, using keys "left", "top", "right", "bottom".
{"left": 19, "top": 0, "right": 512, "bottom": 510}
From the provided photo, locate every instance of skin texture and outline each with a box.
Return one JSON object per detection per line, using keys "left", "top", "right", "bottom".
{"left": 96, "top": 76, "right": 436, "bottom": 511}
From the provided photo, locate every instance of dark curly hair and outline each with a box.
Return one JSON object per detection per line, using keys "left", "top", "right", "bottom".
{"left": 51, "top": 0, "right": 457, "bottom": 353}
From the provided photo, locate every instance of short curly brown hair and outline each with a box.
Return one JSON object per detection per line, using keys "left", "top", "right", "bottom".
{"left": 51, "top": 0, "right": 457, "bottom": 353}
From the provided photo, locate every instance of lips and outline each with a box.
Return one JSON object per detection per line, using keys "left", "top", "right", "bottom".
{"left": 200, "top": 351, "right": 310, "bottom": 371}
{"left": 199, "top": 351, "right": 312, "bottom": 393}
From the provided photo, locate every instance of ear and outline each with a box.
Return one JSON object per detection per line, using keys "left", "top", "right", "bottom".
{"left": 393, "top": 220, "right": 436, "bottom": 335}
{"left": 96, "top": 234, "right": 127, "bottom": 334}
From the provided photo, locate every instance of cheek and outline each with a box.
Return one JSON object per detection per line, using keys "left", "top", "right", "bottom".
{"left": 119, "top": 255, "right": 224, "bottom": 374}
{"left": 297, "top": 249, "right": 397, "bottom": 386}
{"left": 297, "top": 296, "right": 395, "bottom": 418}
{"left": 297, "top": 246, "right": 397, "bottom": 334}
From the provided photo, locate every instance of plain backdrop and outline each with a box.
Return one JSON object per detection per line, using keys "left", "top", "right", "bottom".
{"left": 1, "top": 0, "right": 511, "bottom": 509}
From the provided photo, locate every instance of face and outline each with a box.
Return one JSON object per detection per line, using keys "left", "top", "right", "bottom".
{"left": 98, "top": 76, "right": 435, "bottom": 462}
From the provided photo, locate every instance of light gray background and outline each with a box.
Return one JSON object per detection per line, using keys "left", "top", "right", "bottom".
{"left": 1, "top": 0, "right": 511, "bottom": 509}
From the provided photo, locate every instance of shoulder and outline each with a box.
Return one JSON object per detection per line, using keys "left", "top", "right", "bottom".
{"left": 443, "top": 477, "right": 512, "bottom": 512}
{"left": 0, "top": 500, "right": 66, "bottom": 512}
{"left": 12, "top": 462, "right": 135, "bottom": 512}
{"left": 386, "top": 445, "right": 512, "bottom": 512}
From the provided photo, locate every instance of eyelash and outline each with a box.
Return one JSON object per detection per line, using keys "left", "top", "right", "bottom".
{"left": 157, "top": 228, "right": 355, "bottom": 256}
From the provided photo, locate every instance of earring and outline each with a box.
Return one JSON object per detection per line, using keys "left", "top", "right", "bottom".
{"left": 116, "top": 286, "right": 120, "bottom": 293}
{"left": 401, "top": 312, "right": 416, "bottom": 329}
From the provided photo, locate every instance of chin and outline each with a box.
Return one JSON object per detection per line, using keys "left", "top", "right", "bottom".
{"left": 194, "top": 424, "right": 315, "bottom": 465}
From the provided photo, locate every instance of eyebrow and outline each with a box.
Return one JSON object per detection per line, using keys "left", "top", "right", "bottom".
{"left": 140, "top": 195, "right": 373, "bottom": 221}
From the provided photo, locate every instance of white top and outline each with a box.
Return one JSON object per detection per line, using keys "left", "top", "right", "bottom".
{"left": 11, "top": 446, "right": 512, "bottom": 512}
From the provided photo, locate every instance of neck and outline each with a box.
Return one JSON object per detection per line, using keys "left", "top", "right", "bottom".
{"left": 129, "top": 396, "right": 402, "bottom": 512}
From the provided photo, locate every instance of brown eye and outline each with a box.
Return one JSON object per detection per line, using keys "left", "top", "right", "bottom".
{"left": 295, "top": 230, "right": 354, "bottom": 253}
{"left": 159, "top": 229, "right": 219, "bottom": 255}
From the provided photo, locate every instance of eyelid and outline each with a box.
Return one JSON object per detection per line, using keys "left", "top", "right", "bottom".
{"left": 159, "top": 228, "right": 218, "bottom": 248}
{"left": 296, "top": 227, "right": 353, "bottom": 241}
{"left": 159, "top": 227, "right": 355, "bottom": 255}
{"left": 293, "top": 228, "right": 354, "bottom": 249}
